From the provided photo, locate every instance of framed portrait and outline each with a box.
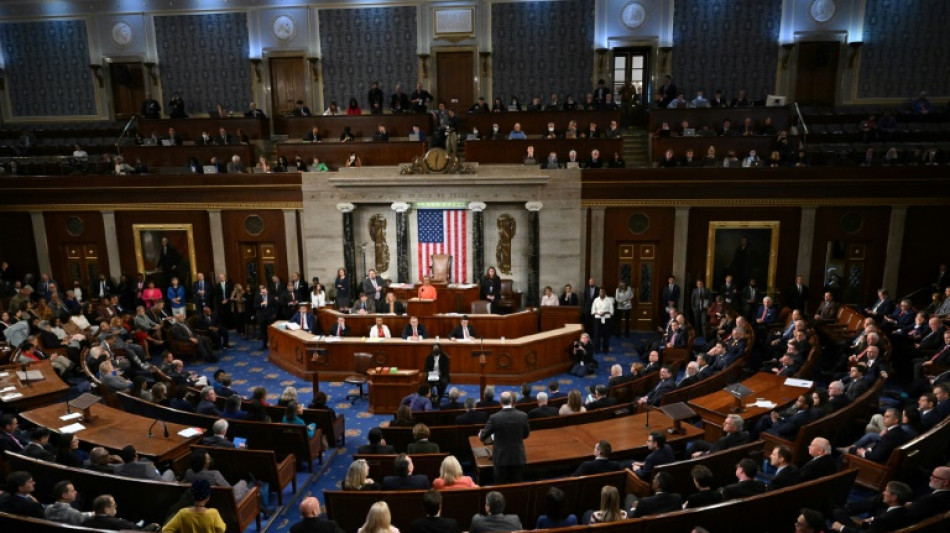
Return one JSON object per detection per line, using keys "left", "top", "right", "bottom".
{"left": 705, "top": 221, "right": 780, "bottom": 293}
{"left": 132, "top": 224, "right": 197, "bottom": 287}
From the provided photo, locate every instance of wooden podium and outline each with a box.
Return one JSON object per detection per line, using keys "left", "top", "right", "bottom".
{"left": 367, "top": 369, "right": 422, "bottom": 414}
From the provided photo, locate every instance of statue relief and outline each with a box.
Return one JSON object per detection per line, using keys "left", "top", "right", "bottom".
{"left": 496, "top": 214, "right": 516, "bottom": 275}
{"left": 368, "top": 214, "right": 390, "bottom": 273}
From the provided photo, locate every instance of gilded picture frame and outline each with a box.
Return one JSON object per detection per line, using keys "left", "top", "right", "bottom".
{"left": 705, "top": 221, "right": 780, "bottom": 294}
{"left": 132, "top": 223, "right": 198, "bottom": 287}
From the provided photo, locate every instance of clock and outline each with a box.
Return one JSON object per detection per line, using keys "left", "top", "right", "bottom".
{"left": 809, "top": 0, "right": 836, "bottom": 23}
{"left": 423, "top": 148, "right": 449, "bottom": 173}
{"left": 111, "top": 21, "right": 133, "bottom": 47}
{"left": 620, "top": 1, "right": 647, "bottom": 30}
{"left": 272, "top": 15, "right": 296, "bottom": 41}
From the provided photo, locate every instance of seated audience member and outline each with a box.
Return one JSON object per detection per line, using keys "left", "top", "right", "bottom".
{"left": 476, "top": 385, "right": 499, "bottom": 408}
{"left": 183, "top": 449, "right": 251, "bottom": 501}
{"left": 200, "top": 419, "right": 235, "bottom": 448}
{"left": 308, "top": 390, "right": 337, "bottom": 421}
{"left": 115, "top": 444, "right": 174, "bottom": 481}
{"left": 0, "top": 471, "right": 45, "bottom": 518}
{"left": 84, "top": 493, "right": 159, "bottom": 530}
{"left": 507, "top": 123, "right": 526, "bottom": 140}
{"left": 906, "top": 466, "right": 950, "bottom": 522}
{"left": 587, "top": 485, "right": 626, "bottom": 524}
{"left": 847, "top": 407, "right": 912, "bottom": 462}
{"left": 357, "top": 428, "right": 396, "bottom": 454}
{"left": 522, "top": 145, "right": 537, "bottom": 165}
{"left": 381, "top": 454, "right": 431, "bottom": 490}
{"left": 608, "top": 151, "right": 626, "bottom": 168}
{"left": 55, "top": 432, "right": 84, "bottom": 468}
{"left": 432, "top": 455, "right": 478, "bottom": 490}
{"left": 795, "top": 509, "right": 828, "bottom": 533}
{"left": 571, "top": 439, "right": 622, "bottom": 476}
{"left": 631, "top": 432, "right": 674, "bottom": 480}
{"left": 688, "top": 413, "right": 752, "bottom": 456}
{"left": 831, "top": 481, "right": 914, "bottom": 533}
{"left": 631, "top": 472, "right": 683, "bottom": 517}
{"left": 761, "top": 394, "right": 820, "bottom": 440}
{"left": 587, "top": 149, "right": 604, "bottom": 168}
{"left": 343, "top": 459, "right": 379, "bottom": 491}
{"left": 197, "top": 386, "right": 222, "bottom": 416}
{"left": 536, "top": 487, "right": 578, "bottom": 529}
{"left": 470, "top": 491, "right": 522, "bottom": 533}
{"left": 283, "top": 400, "right": 317, "bottom": 438}
{"left": 408, "top": 423, "right": 440, "bottom": 453}
{"left": 799, "top": 437, "right": 838, "bottom": 482}
{"left": 559, "top": 389, "right": 586, "bottom": 415}
{"left": 390, "top": 404, "right": 416, "bottom": 427}
{"left": 290, "top": 496, "right": 345, "bottom": 533}
{"left": 161, "top": 479, "right": 225, "bottom": 532}
{"left": 456, "top": 397, "right": 489, "bottom": 425}
{"left": 586, "top": 384, "right": 618, "bottom": 410}
{"left": 411, "top": 490, "right": 461, "bottom": 533}
{"left": 767, "top": 444, "right": 802, "bottom": 490}
{"left": 635, "top": 365, "right": 675, "bottom": 408}
{"left": 98, "top": 359, "right": 132, "bottom": 392}
{"left": 45, "top": 480, "right": 94, "bottom": 525}
{"left": 684, "top": 465, "right": 724, "bottom": 508}
{"left": 402, "top": 383, "right": 435, "bottom": 412}
{"left": 442, "top": 387, "right": 464, "bottom": 410}
{"left": 23, "top": 427, "right": 56, "bottom": 461}
{"left": 720, "top": 458, "right": 766, "bottom": 499}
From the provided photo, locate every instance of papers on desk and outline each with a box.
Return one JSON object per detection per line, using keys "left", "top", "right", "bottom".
{"left": 366, "top": 337, "right": 384, "bottom": 343}
{"left": 0, "top": 372, "right": 9, "bottom": 378}
{"left": 0, "top": 386, "right": 16, "bottom": 393}
{"left": 59, "top": 422, "right": 86, "bottom": 433}
{"left": 285, "top": 322, "right": 301, "bottom": 331}
{"left": 749, "top": 400, "right": 777, "bottom": 409}
{"left": 60, "top": 412, "right": 83, "bottom": 421}
{"left": 784, "top": 378, "right": 814, "bottom": 388}
{"left": 448, "top": 283, "right": 477, "bottom": 289}
{"left": 178, "top": 427, "right": 204, "bottom": 438}
{"left": 0, "top": 392, "right": 23, "bottom": 402}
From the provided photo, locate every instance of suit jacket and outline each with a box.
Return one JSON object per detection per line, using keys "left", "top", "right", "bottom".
{"left": 786, "top": 283, "right": 809, "bottom": 313}
{"left": 290, "top": 516, "right": 345, "bottom": 533}
{"left": 845, "top": 377, "right": 870, "bottom": 402}
{"left": 361, "top": 277, "right": 384, "bottom": 302}
{"left": 402, "top": 323, "right": 428, "bottom": 339}
{"left": 171, "top": 322, "right": 195, "bottom": 342}
{"left": 710, "top": 430, "right": 752, "bottom": 453}
{"left": 469, "top": 513, "right": 522, "bottom": 533}
{"left": 799, "top": 454, "right": 837, "bottom": 482}
{"left": 114, "top": 460, "right": 163, "bottom": 481}
{"left": 719, "top": 283, "right": 738, "bottom": 305}
{"left": 456, "top": 410, "right": 489, "bottom": 425}
{"left": 865, "top": 425, "right": 913, "bottom": 463}
{"left": 480, "top": 276, "right": 502, "bottom": 300}
{"left": 571, "top": 458, "right": 622, "bottom": 477}
{"left": 631, "top": 491, "right": 684, "bottom": 518}
{"left": 587, "top": 397, "right": 619, "bottom": 410}
{"left": 643, "top": 377, "right": 675, "bottom": 406}
{"left": 200, "top": 434, "right": 235, "bottom": 448}
{"left": 90, "top": 278, "right": 116, "bottom": 299}
{"left": 192, "top": 280, "right": 212, "bottom": 309}
{"left": 381, "top": 474, "right": 430, "bottom": 490}
{"left": 869, "top": 297, "right": 896, "bottom": 317}
{"left": 691, "top": 287, "right": 712, "bottom": 310}
{"left": 289, "top": 311, "right": 320, "bottom": 334}
{"left": 685, "top": 489, "right": 723, "bottom": 509}
{"left": 636, "top": 444, "right": 674, "bottom": 479}
{"left": 356, "top": 443, "right": 396, "bottom": 454}
{"left": 815, "top": 300, "right": 838, "bottom": 319}
{"left": 255, "top": 294, "right": 279, "bottom": 323}
{"left": 720, "top": 479, "right": 766, "bottom": 500}
{"left": 211, "top": 281, "right": 231, "bottom": 312}
{"left": 449, "top": 324, "right": 476, "bottom": 340}
{"left": 768, "top": 408, "right": 821, "bottom": 440}
{"left": 583, "top": 285, "right": 599, "bottom": 314}
{"left": 408, "top": 440, "right": 440, "bottom": 454}
{"left": 919, "top": 326, "right": 947, "bottom": 352}
{"left": 754, "top": 305, "right": 777, "bottom": 324}
{"left": 560, "top": 292, "right": 579, "bottom": 306}
{"left": 661, "top": 284, "right": 681, "bottom": 307}
{"left": 676, "top": 373, "right": 702, "bottom": 389}
{"left": 841, "top": 506, "right": 911, "bottom": 533}
{"left": 907, "top": 490, "right": 950, "bottom": 522}
{"left": 329, "top": 323, "right": 350, "bottom": 337}
{"left": 479, "top": 407, "right": 530, "bottom": 466}
{"left": 410, "top": 515, "right": 460, "bottom": 533}
{"left": 768, "top": 465, "right": 802, "bottom": 490}
{"left": 424, "top": 352, "right": 450, "bottom": 382}
{"left": 527, "top": 405, "right": 558, "bottom": 419}
{"left": 379, "top": 299, "right": 406, "bottom": 315}
{"left": 353, "top": 298, "right": 375, "bottom": 314}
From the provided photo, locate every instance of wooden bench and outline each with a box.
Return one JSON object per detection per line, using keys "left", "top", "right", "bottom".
{"left": 5, "top": 451, "right": 260, "bottom": 532}
{"left": 626, "top": 440, "right": 764, "bottom": 498}
{"left": 660, "top": 355, "right": 747, "bottom": 406}
{"left": 843, "top": 417, "right": 950, "bottom": 490}
{"left": 192, "top": 444, "right": 297, "bottom": 505}
{"left": 663, "top": 325, "right": 695, "bottom": 369}
{"left": 352, "top": 452, "right": 449, "bottom": 481}
{"left": 0, "top": 511, "right": 115, "bottom": 532}
{"left": 117, "top": 392, "right": 324, "bottom": 471}
{"left": 762, "top": 377, "right": 884, "bottom": 465}
{"left": 894, "top": 510, "right": 950, "bottom": 533}
{"left": 325, "top": 470, "right": 628, "bottom": 533}
{"left": 214, "top": 396, "right": 347, "bottom": 448}
{"left": 608, "top": 372, "right": 661, "bottom": 404}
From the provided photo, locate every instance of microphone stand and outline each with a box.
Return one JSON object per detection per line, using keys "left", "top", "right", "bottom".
{"left": 644, "top": 404, "right": 651, "bottom": 429}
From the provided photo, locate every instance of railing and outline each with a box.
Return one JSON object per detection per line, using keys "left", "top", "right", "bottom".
{"left": 114, "top": 115, "right": 137, "bottom": 154}
{"left": 793, "top": 102, "right": 809, "bottom": 147}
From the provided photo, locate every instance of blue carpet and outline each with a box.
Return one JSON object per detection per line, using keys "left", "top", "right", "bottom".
{"left": 185, "top": 331, "right": 653, "bottom": 532}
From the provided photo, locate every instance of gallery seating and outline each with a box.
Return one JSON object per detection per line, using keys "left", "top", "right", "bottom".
{"left": 842, "top": 417, "right": 950, "bottom": 490}
{"left": 352, "top": 452, "right": 449, "bottom": 481}
{"left": 191, "top": 444, "right": 297, "bottom": 505}
{"left": 626, "top": 440, "right": 764, "bottom": 498}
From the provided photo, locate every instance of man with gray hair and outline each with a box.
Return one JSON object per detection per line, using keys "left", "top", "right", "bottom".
{"left": 689, "top": 413, "right": 751, "bottom": 457}
{"left": 443, "top": 387, "right": 463, "bottom": 410}
{"left": 479, "top": 391, "right": 530, "bottom": 483}
{"left": 587, "top": 384, "right": 618, "bottom": 410}
{"left": 469, "top": 491, "right": 522, "bottom": 533}
{"left": 200, "top": 419, "right": 234, "bottom": 448}
{"left": 196, "top": 386, "right": 221, "bottom": 416}
{"left": 677, "top": 361, "right": 702, "bottom": 388}
{"left": 800, "top": 437, "right": 837, "bottom": 482}
{"left": 528, "top": 392, "right": 558, "bottom": 419}
{"left": 170, "top": 312, "right": 217, "bottom": 363}
{"left": 476, "top": 385, "right": 498, "bottom": 408}
{"left": 455, "top": 397, "right": 488, "bottom": 425}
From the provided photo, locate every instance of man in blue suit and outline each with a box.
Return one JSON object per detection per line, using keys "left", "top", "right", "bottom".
{"left": 289, "top": 304, "right": 320, "bottom": 334}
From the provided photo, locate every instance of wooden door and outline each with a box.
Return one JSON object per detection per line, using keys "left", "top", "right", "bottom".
{"left": 823, "top": 240, "right": 869, "bottom": 305}
{"left": 238, "top": 241, "right": 279, "bottom": 292}
{"left": 269, "top": 56, "right": 306, "bottom": 134}
{"left": 63, "top": 244, "right": 101, "bottom": 290}
{"left": 618, "top": 242, "right": 658, "bottom": 329}
{"left": 436, "top": 51, "right": 475, "bottom": 112}
{"left": 109, "top": 62, "right": 145, "bottom": 119}
{"left": 795, "top": 41, "right": 839, "bottom": 106}
{"left": 612, "top": 46, "right": 651, "bottom": 126}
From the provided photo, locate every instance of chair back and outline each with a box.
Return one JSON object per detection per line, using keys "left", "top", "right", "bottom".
{"left": 470, "top": 300, "right": 492, "bottom": 314}
{"left": 353, "top": 352, "right": 375, "bottom": 374}
{"left": 430, "top": 254, "right": 452, "bottom": 283}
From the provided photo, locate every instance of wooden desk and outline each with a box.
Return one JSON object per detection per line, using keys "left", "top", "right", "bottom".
{"left": 119, "top": 144, "right": 255, "bottom": 168}
{"left": 367, "top": 369, "right": 422, "bottom": 414}
{"left": 139, "top": 117, "right": 270, "bottom": 141}
{"left": 20, "top": 402, "right": 198, "bottom": 463}
{"left": 315, "top": 308, "right": 539, "bottom": 340}
{"left": 687, "top": 372, "right": 813, "bottom": 441}
{"left": 387, "top": 284, "right": 481, "bottom": 314}
{"left": 539, "top": 305, "right": 580, "bottom": 331}
{"left": 0, "top": 362, "right": 69, "bottom": 411}
{"left": 282, "top": 114, "right": 432, "bottom": 139}
{"left": 277, "top": 140, "right": 427, "bottom": 167}
{"left": 460, "top": 110, "right": 621, "bottom": 138}
{"left": 463, "top": 138, "right": 623, "bottom": 164}
{"left": 652, "top": 135, "right": 798, "bottom": 161}
{"left": 650, "top": 107, "right": 791, "bottom": 132}
{"left": 468, "top": 410, "right": 702, "bottom": 482}
{"left": 269, "top": 323, "right": 582, "bottom": 384}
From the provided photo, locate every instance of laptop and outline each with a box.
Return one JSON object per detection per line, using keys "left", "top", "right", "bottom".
{"left": 160, "top": 139, "right": 172, "bottom": 146}
{"left": 233, "top": 437, "right": 247, "bottom": 449}
{"left": 683, "top": 128, "right": 696, "bottom": 136}
{"left": 202, "top": 165, "right": 217, "bottom": 174}
{"left": 565, "top": 161, "right": 580, "bottom": 169}
{"left": 142, "top": 138, "right": 156, "bottom": 146}
{"left": 408, "top": 133, "right": 420, "bottom": 142}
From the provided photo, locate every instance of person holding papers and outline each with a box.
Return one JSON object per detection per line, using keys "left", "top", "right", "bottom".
{"left": 449, "top": 315, "right": 477, "bottom": 341}
{"left": 424, "top": 344, "right": 451, "bottom": 404}
{"left": 288, "top": 304, "right": 319, "bottom": 334}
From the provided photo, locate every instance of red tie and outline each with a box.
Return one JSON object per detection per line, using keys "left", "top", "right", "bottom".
{"left": 761, "top": 308, "right": 767, "bottom": 320}
{"left": 337, "top": 325, "right": 343, "bottom": 336}
{"left": 301, "top": 315, "right": 305, "bottom": 328}
{"left": 413, "top": 327, "right": 418, "bottom": 337}
{"left": 378, "top": 325, "right": 384, "bottom": 337}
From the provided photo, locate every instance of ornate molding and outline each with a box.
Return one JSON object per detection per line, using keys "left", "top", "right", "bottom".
{"left": 391, "top": 202, "right": 410, "bottom": 213}
{"left": 525, "top": 201, "right": 543, "bottom": 212}
{"left": 0, "top": 202, "right": 302, "bottom": 211}
{"left": 336, "top": 202, "right": 355, "bottom": 213}
{"left": 580, "top": 198, "right": 942, "bottom": 207}
{"left": 468, "top": 201, "right": 487, "bottom": 212}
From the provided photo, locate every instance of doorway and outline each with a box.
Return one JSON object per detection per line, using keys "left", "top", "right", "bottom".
{"left": 435, "top": 51, "right": 475, "bottom": 113}
{"left": 823, "top": 240, "right": 868, "bottom": 305}
{"left": 612, "top": 46, "right": 651, "bottom": 126}
{"left": 109, "top": 62, "right": 146, "bottom": 120}
{"left": 269, "top": 56, "right": 306, "bottom": 134}
{"left": 795, "top": 41, "right": 840, "bottom": 107}
{"left": 618, "top": 242, "right": 658, "bottom": 329}
{"left": 63, "top": 244, "right": 101, "bottom": 291}
{"left": 239, "top": 241, "right": 279, "bottom": 292}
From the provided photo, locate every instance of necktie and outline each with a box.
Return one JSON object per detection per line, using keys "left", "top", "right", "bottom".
{"left": 930, "top": 345, "right": 949, "bottom": 363}
{"left": 5, "top": 431, "right": 23, "bottom": 450}
{"left": 413, "top": 327, "right": 418, "bottom": 337}
{"left": 301, "top": 315, "right": 305, "bottom": 328}
{"left": 463, "top": 327, "right": 469, "bottom": 340}
{"left": 761, "top": 308, "right": 767, "bottom": 321}
{"left": 337, "top": 325, "right": 342, "bottom": 336}
{"left": 378, "top": 325, "right": 384, "bottom": 337}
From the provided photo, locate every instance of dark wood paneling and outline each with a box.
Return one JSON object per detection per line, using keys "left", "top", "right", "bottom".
{"left": 686, "top": 207, "right": 801, "bottom": 296}
{"left": 460, "top": 110, "right": 621, "bottom": 137}
{"left": 811, "top": 206, "right": 890, "bottom": 305}
{"left": 221, "top": 210, "right": 287, "bottom": 283}
{"left": 464, "top": 138, "right": 623, "bottom": 164}
{"left": 138, "top": 117, "right": 270, "bottom": 141}
{"left": 898, "top": 206, "right": 946, "bottom": 300}
{"left": 42, "top": 212, "right": 108, "bottom": 285}
{"left": 114, "top": 211, "right": 212, "bottom": 281}
{"left": 0, "top": 212, "right": 38, "bottom": 282}
{"left": 602, "top": 207, "right": 676, "bottom": 291}
{"left": 653, "top": 135, "right": 798, "bottom": 161}
{"left": 276, "top": 141, "right": 427, "bottom": 168}
{"left": 284, "top": 114, "right": 431, "bottom": 140}
{"left": 120, "top": 145, "right": 255, "bottom": 168}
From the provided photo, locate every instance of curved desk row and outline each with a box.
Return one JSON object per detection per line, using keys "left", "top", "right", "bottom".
{"left": 315, "top": 307, "right": 539, "bottom": 339}
{"left": 267, "top": 322, "right": 582, "bottom": 385}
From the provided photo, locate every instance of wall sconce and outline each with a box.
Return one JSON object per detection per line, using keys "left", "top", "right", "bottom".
{"left": 143, "top": 62, "right": 158, "bottom": 84}
{"left": 307, "top": 57, "right": 320, "bottom": 82}
{"left": 848, "top": 41, "right": 863, "bottom": 67}
{"left": 250, "top": 59, "right": 262, "bottom": 83}
{"left": 479, "top": 52, "right": 491, "bottom": 79}
{"left": 89, "top": 64, "right": 103, "bottom": 87}
{"left": 595, "top": 48, "right": 609, "bottom": 77}
{"left": 659, "top": 46, "right": 672, "bottom": 69}
{"left": 418, "top": 54, "right": 430, "bottom": 79}
{"left": 781, "top": 43, "right": 795, "bottom": 70}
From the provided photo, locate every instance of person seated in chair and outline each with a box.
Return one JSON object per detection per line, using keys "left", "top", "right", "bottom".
{"left": 381, "top": 454, "right": 431, "bottom": 490}
{"left": 289, "top": 303, "right": 320, "bottom": 334}
{"left": 449, "top": 315, "right": 476, "bottom": 341}
{"left": 630, "top": 432, "right": 674, "bottom": 480}
{"left": 630, "top": 471, "right": 683, "bottom": 517}
{"left": 407, "top": 423, "right": 440, "bottom": 453}
{"left": 357, "top": 428, "right": 396, "bottom": 454}
{"left": 402, "top": 316, "right": 428, "bottom": 340}
{"left": 571, "top": 440, "right": 621, "bottom": 477}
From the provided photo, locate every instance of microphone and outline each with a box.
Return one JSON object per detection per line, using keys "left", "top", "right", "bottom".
{"left": 644, "top": 404, "right": 651, "bottom": 429}
{"left": 147, "top": 418, "right": 168, "bottom": 438}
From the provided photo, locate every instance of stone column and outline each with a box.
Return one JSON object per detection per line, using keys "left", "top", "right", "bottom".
{"left": 101, "top": 211, "right": 122, "bottom": 279}
{"left": 882, "top": 206, "right": 907, "bottom": 292}
{"left": 469, "top": 202, "right": 486, "bottom": 281}
{"left": 672, "top": 207, "right": 690, "bottom": 293}
{"left": 525, "top": 201, "right": 543, "bottom": 307}
{"left": 338, "top": 203, "right": 357, "bottom": 295}
{"left": 282, "top": 209, "right": 300, "bottom": 278}
{"left": 392, "top": 202, "right": 410, "bottom": 283}
{"left": 207, "top": 210, "right": 226, "bottom": 276}
{"left": 30, "top": 211, "right": 52, "bottom": 275}
{"left": 796, "top": 207, "right": 817, "bottom": 285}
{"left": 297, "top": 209, "right": 310, "bottom": 278}
{"left": 589, "top": 207, "right": 606, "bottom": 283}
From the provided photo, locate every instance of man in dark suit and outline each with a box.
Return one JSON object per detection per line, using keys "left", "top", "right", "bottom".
{"left": 469, "top": 491, "right": 522, "bottom": 533}
{"left": 661, "top": 276, "right": 681, "bottom": 313}
{"left": 448, "top": 316, "right": 476, "bottom": 341}
{"left": 630, "top": 472, "right": 683, "bottom": 517}
{"left": 200, "top": 419, "right": 235, "bottom": 448}
{"left": 740, "top": 278, "right": 763, "bottom": 322}
{"left": 719, "top": 275, "right": 738, "bottom": 310}
{"left": 410, "top": 490, "right": 460, "bottom": 533}
{"left": 631, "top": 432, "right": 674, "bottom": 480}
{"left": 424, "top": 344, "right": 450, "bottom": 403}
{"left": 215, "top": 127, "right": 233, "bottom": 146}
{"left": 381, "top": 454, "right": 431, "bottom": 490}
{"left": 635, "top": 365, "right": 675, "bottom": 408}
{"left": 195, "top": 305, "right": 229, "bottom": 350}
{"left": 586, "top": 384, "right": 618, "bottom": 410}
{"left": 289, "top": 496, "right": 345, "bottom": 533}
{"left": 786, "top": 275, "right": 809, "bottom": 314}
{"left": 0, "top": 471, "right": 45, "bottom": 518}
{"left": 864, "top": 288, "right": 896, "bottom": 322}
{"left": 560, "top": 284, "right": 578, "bottom": 306}
{"left": 607, "top": 364, "right": 635, "bottom": 388}
{"left": 352, "top": 292, "right": 375, "bottom": 314}
{"left": 442, "top": 387, "right": 464, "bottom": 410}
{"left": 720, "top": 458, "right": 767, "bottom": 500}
{"left": 764, "top": 394, "right": 820, "bottom": 440}
{"left": 212, "top": 273, "right": 231, "bottom": 320}
{"left": 356, "top": 428, "right": 396, "bottom": 454}
{"left": 402, "top": 316, "right": 428, "bottom": 340}
{"left": 456, "top": 398, "right": 489, "bottom": 425}
{"left": 832, "top": 481, "right": 913, "bottom": 533}
{"left": 907, "top": 466, "right": 950, "bottom": 522}
{"left": 289, "top": 304, "right": 320, "bottom": 334}
{"left": 479, "top": 391, "right": 530, "bottom": 484}
{"left": 361, "top": 269, "right": 384, "bottom": 307}
{"left": 827, "top": 381, "right": 850, "bottom": 412}
{"left": 582, "top": 278, "right": 599, "bottom": 332}
{"left": 90, "top": 273, "right": 116, "bottom": 300}
{"left": 850, "top": 408, "right": 912, "bottom": 463}
{"left": 255, "top": 286, "right": 278, "bottom": 349}
{"left": 799, "top": 437, "right": 838, "bottom": 482}
{"left": 571, "top": 440, "right": 622, "bottom": 476}
{"left": 329, "top": 316, "right": 350, "bottom": 338}
{"left": 689, "top": 413, "right": 752, "bottom": 456}
{"left": 0, "top": 414, "right": 27, "bottom": 456}
{"left": 290, "top": 272, "right": 309, "bottom": 303}
{"left": 192, "top": 272, "right": 212, "bottom": 310}
{"left": 527, "top": 392, "right": 559, "bottom": 419}
{"left": 814, "top": 291, "right": 838, "bottom": 321}
{"left": 170, "top": 313, "right": 217, "bottom": 362}
{"left": 676, "top": 362, "right": 702, "bottom": 389}
{"left": 767, "top": 445, "right": 802, "bottom": 490}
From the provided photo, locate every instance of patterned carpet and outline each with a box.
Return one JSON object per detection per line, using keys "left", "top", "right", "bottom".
{"left": 188, "top": 331, "right": 652, "bottom": 532}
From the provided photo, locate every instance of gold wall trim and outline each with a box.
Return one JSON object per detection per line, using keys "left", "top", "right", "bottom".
{"left": 2, "top": 202, "right": 303, "bottom": 212}
{"left": 580, "top": 198, "right": 949, "bottom": 208}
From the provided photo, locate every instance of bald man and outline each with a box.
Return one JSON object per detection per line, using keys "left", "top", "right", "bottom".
{"left": 799, "top": 437, "right": 837, "bottom": 482}
{"left": 289, "top": 496, "right": 343, "bottom": 533}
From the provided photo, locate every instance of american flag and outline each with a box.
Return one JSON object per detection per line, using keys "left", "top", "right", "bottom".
{"left": 417, "top": 209, "right": 467, "bottom": 283}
